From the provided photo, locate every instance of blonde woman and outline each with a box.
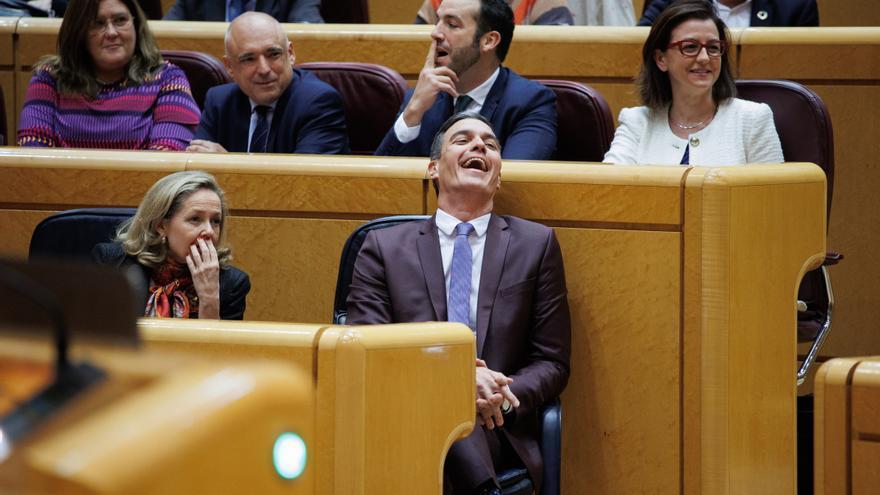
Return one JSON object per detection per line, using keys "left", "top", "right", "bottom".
{"left": 93, "top": 171, "right": 250, "bottom": 320}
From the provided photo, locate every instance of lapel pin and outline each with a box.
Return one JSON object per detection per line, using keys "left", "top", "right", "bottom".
{"left": 756, "top": 10, "right": 768, "bottom": 20}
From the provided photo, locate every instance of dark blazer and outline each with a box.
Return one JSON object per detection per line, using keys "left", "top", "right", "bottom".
{"left": 375, "top": 67, "right": 557, "bottom": 160}
{"left": 346, "top": 214, "right": 571, "bottom": 490}
{"left": 163, "top": 0, "right": 323, "bottom": 23}
{"left": 638, "top": 0, "right": 819, "bottom": 26}
{"left": 195, "top": 68, "right": 349, "bottom": 154}
{"left": 92, "top": 242, "right": 251, "bottom": 320}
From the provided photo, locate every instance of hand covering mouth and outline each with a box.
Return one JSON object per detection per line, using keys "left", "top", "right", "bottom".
{"left": 461, "top": 156, "right": 487, "bottom": 172}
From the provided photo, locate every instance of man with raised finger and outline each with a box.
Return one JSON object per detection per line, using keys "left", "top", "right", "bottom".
{"left": 349, "top": 113, "right": 571, "bottom": 494}
{"left": 375, "top": 0, "right": 557, "bottom": 160}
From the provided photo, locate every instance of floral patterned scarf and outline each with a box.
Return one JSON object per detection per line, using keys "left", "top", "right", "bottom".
{"left": 145, "top": 262, "right": 199, "bottom": 318}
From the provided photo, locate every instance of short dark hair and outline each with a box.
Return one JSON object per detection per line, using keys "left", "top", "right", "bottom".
{"left": 636, "top": 0, "right": 736, "bottom": 111}
{"left": 474, "top": 0, "right": 514, "bottom": 63}
{"left": 430, "top": 111, "right": 495, "bottom": 160}
{"left": 41, "top": 0, "right": 162, "bottom": 97}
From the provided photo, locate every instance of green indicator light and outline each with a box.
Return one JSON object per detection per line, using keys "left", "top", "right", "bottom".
{"left": 273, "top": 432, "right": 307, "bottom": 480}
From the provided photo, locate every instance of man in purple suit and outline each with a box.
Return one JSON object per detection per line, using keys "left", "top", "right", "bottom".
{"left": 347, "top": 112, "right": 571, "bottom": 495}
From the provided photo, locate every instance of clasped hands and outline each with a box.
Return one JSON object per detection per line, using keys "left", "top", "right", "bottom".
{"left": 475, "top": 358, "right": 520, "bottom": 430}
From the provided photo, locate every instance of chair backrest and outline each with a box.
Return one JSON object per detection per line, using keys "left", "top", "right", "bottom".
{"left": 320, "top": 0, "right": 369, "bottom": 23}
{"left": 0, "top": 83, "right": 6, "bottom": 146}
{"left": 332, "top": 215, "right": 430, "bottom": 324}
{"left": 29, "top": 208, "right": 136, "bottom": 262}
{"left": 136, "top": 0, "right": 163, "bottom": 19}
{"left": 296, "top": 62, "right": 408, "bottom": 155}
{"left": 537, "top": 80, "right": 615, "bottom": 162}
{"left": 161, "top": 50, "right": 232, "bottom": 110}
{"left": 736, "top": 80, "right": 835, "bottom": 214}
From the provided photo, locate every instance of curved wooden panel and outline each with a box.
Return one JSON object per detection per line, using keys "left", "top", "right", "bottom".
{"left": 317, "top": 323, "right": 474, "bottom": 494}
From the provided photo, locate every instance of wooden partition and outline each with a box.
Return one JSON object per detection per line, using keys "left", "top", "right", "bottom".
{"left": 813, "top": 356, "right": 880, "bottom": 494}
{"left": 140, "top": 319, "right": 475, "bottom": 494}
{"left": 0, "top": 149, "right": 826, "bottom": 493}
{"left": 4, "top": 24, "right": 878, "bottom": 363}
{"left": 0, "top": 335, "right": 316, "bottom": 494}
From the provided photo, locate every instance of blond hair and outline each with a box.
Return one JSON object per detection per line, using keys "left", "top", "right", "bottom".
{"left": 116, "top": 171, "right": 232, "bottom": 268}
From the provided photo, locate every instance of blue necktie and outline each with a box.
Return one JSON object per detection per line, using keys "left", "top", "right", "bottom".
{"left": 226, "top": 0, "right": 245, "bottom": 21}
{"left": 448, "top": 222, "right": 475, "bottom": 330}
{"left": 453, "top": 95, "right": 473, "bottom": 115}
{"left": 249, "top": 105, "right": 270, "bottom": 153}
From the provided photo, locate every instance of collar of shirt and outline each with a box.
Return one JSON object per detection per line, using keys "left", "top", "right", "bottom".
{"left": 249, "top": 100, "right": 278, "bottom": 115}
{"left": 435, "top": 208, "right": 491, "bottom": 238}
{"left": 714, "top": 0, "right": 752, "bottom": 27}
{"left": 454, "top": 67, "right": 501, "bottom": 111}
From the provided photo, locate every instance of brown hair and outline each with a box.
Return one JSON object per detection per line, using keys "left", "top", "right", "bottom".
{"left": 636, "top": 0, "right": 736, "bottom": 111}
{"left": 38, "top": 0, "right": 163, "bottom": 97}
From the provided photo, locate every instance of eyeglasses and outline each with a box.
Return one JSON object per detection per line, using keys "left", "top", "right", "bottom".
{"left": 666, "top": 39, "right": 726, "bottom": 57}
{"left": 89, "top": 14, "right": 133, "bottom": 33}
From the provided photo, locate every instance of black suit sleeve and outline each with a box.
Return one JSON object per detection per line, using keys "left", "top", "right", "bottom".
{"left": 163, "top": 0, "right": 188, "bottom": 20}
{"left": 219, "top": 267, "right": 251, "bottom": 320}
{"left": 796, "top": 0, "right": 819, "bottom": 26}
{"left": 194, "top": 87, "right": 221, "bottom": 142}
{"left": 286, "top": 0, "right": 323, "bottom": 22}
{"left": 295, "top": 86, "right": 349, "bottom": 154}
{"left": 638, "top": 0, "right": 670, "bottom": 26}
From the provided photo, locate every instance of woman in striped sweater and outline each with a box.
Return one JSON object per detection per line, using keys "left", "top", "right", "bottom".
{"left": 17, "top": 0, "right": 200, "bottom": 150}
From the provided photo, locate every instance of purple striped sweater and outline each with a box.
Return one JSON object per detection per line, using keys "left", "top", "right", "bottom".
{"left": 17, "top": 62, "right": 200, "bottom": 150}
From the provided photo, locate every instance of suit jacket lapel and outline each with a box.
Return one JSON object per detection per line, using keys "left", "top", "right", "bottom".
{"left": 417, "top": 216, "right": 447, "bottom": 321}
{"left": 478, "top": 67, "right": 507, "bottom": 124}
{"left": 205, "top": 1, "right": 225, "bottom": 21}
{"left": 267, "top": 69, "right": 297, "bottom": 152}
{"left": 476, "top": 214, "right": 509, "bottom": 357}
{"left": 232, "top": 91, "right": 251, "bottom": 152}
{"left": 750, "top": 0, "right": 772, "bottom": 26}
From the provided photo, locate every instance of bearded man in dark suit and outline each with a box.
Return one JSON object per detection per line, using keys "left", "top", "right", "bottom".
{"left": 348, "top": 112, "right": 571, "bottom": 495}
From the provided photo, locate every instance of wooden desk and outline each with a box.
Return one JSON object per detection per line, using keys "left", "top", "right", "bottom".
{"left": 814, "top": 356, "right": 880, "bottom": 495}
{"left": 0, "top": 335, "right": 315, "bottom": 494}
{"left": 140, "top": 319, "right": 475, "bottom": 494}
{"left": 0, "top": 150, "right": 827, "bottom": 493}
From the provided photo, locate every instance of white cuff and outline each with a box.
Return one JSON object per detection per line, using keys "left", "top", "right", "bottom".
{"left": 393, "top": 114, "right": 421, "bottom": 144}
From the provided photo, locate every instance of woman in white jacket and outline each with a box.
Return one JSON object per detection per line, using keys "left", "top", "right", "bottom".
{"left": 604, "top": 0, "right": 783, "bottom": 166}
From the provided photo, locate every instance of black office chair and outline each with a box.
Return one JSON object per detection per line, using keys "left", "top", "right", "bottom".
{"left": 29, "top": 208, "right": 136, "bottom": 262}
{"left": 333, "top": 215, "right": 562, "bottom": 495}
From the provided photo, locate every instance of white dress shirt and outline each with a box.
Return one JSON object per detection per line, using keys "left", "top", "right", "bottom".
{"left": 715, "top": 0, "right": 752, "bottom": 27}
{"left": 394, "top": 67, "right": 502, "bottom": 144}
{"left": 436, "top": 208, "right": 491, "bottom": 330}
{"left": 247, "top": 100, "right": 277, "bottom": 152}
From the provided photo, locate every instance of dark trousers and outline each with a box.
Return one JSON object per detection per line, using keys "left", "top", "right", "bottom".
{"left": 443, "top": 424, "right": 523, "bottom": 494}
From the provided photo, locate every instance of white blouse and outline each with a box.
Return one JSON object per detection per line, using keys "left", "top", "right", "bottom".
{"left": 603, "top": 98, "right": 784, "bottom": 166}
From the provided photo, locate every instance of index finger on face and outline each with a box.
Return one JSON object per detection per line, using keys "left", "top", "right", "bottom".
{"left": 425, "top": 39, "right": 437, "bottom": 69}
